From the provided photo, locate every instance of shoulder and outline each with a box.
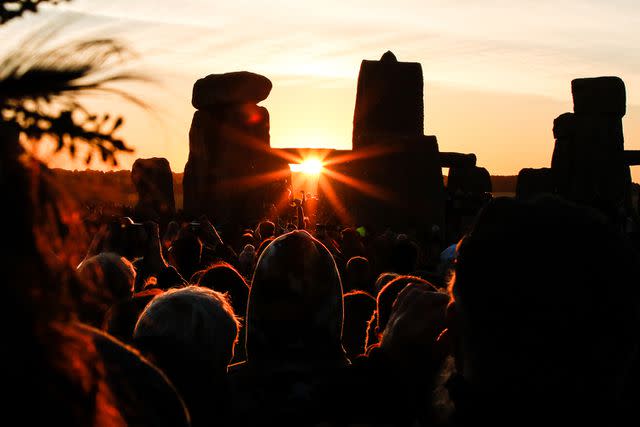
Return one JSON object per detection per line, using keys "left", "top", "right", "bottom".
{"left": 75, "top": 323, "right": 191, "bottom": 427}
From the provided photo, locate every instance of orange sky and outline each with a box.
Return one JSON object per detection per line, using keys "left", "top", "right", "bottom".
{"left": 3, "top": 0, "right": 640, "bottom": 181}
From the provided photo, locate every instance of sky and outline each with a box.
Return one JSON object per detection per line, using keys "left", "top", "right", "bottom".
{"left": 2, "top": 0, "right": 640, "bottom": 181}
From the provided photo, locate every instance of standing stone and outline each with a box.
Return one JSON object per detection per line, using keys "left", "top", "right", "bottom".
{"left": 440, "top": 152, "right": 477, "bottom": 169}
{"left": 131, "top": 157, "right": 175, "bottom": 222}
{"left": 448, "top": 166, "right": 492, "bottom": 195}
{"left": 551, "top": 112, "right": 576, "bottom": 198}
{"left": 192, "top": 71, "right": 272, "bottom": 109}
{"left": 184, "top": 72, "right": 279, "bottom": 225}
{"left": 353, "top": 51, "right": 424, "bottom": 148}
{"left": 516, "top": 168, "right": 554, "bottom": 200}
{"left": 346, "top": 52, "right": 444, "bottom": 233}
{"left": 343, "top": 135, "right": 445, "bottom": 231}
{"left": 552, "top": 77, "right": 632, "bottom": 219}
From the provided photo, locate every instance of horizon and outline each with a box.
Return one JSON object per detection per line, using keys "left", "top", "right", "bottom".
{"left": 2, "top": 0, "right": 639, "bottom": 181}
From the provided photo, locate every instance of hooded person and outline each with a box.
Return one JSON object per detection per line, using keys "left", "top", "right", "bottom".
{"left": 228, "top": 230, "right": 348, "bottom": 425}
{"left": 237, "top": 243, "right": 257, "bottom": 279}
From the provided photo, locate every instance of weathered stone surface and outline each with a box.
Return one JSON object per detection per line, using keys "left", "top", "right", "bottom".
{"left": 572, "top": 76, "right": 626, "bottom": 117}
{"left": 440, "top": 152, "right": 477, "bottom": 169}
{"left": 552, "top": 112, "right": 575, "bottom": 139}
{"left": 570, "top": 114, "right": 628, "bottom": 207}
{"left": 447, "top": 166, "right": 491, "bottom": 195}
{"left": 183, "top": 104, "right": 280, "bottom": 224}
{"left": 353, "top": 51, "right": 424, "bottom": 148}
{"left": 192, "top": 71, "right": 272, "bottom": 109}
{"left": 336, "top": 134, "right": 445, "bottom": 231}
{"left": 551, "top": 113, "right": 576, "bottom": 198}
{"left": 550, "top": 78, "right": 636, "bottom": 224}
{"left": 131, "top": 157, "right": 175, "bottom": 222}
{"left": 516, "top": 168, "right": 554, "bottom": 199}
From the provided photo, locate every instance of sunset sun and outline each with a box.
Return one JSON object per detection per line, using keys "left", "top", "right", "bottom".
{"left": 290, "top": 158, "right": 324, "bottom": 175}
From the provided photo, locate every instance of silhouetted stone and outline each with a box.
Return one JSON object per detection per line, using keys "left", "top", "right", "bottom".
{"left": 625, "top": 150, "right": 640, "bottom": 166}
{"left": 353, "top": 51, "right": 424, "bottom": 148}
{"left": 183, "top": 104, "right": 279, "bottom": 224}
{"left": 550, "top": 78, "right": 634, "bottom": 222}
{"left": 572, "top": 77, "right": 626, "bottom": 117}
{"left": 440, "top": 152, "right": 477, "bottom": 169}
{"left": 447, "top": 166, "right": 491, "bottom": 195}
{"left": 516, "top": 168, "right": 554, "bottom": 199}
{"left": 340, "top": 135, "right": 445, "bottom": 231}
{"left": 551, "top": 112, "right": 576, "bottom": 197}
{"left": 572, "top": 114, "right": 628, "bottom": 207}
{"left": 192, "top": 71, "right": 272, "bottom": 109}
{"left": 131, "top": 157, "right": 175, "bottom": 222}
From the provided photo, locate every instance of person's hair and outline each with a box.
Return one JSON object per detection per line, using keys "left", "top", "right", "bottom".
{"left": 377, "top": 275, "right": 437, "bottom": 334}
{"left": 342, "top": 290, "right": 376, "bottom": 360}
{"left": 344, "top": 256, "right": 372, "bottom": 294}
{"left": 169, "top": 233, "right": 202, "bottom": 280}
{"left": 256, "top": 220, "right": 275, "bottom": 241}
{"left": 77, "top": 252, "right": 136, "bottom": 302}
{"left": 451, "top": 196, "right": 640, "bottom": 420}
{"left": 198, "top": 262, "right": 250, "bottom": 316}
{"left": 134, "top": 286, "right": 240, "bottom": 368}
{"left": 374, "top": 272, "right": 399, "bottom": 295}
{"left": 390, "top": 237, "right": 419, "bottom": 274}
{"left": 103, "top": 288, "right": 164, "bottom": 344}
{"left": 256, "top": 235, "right": 275, "bottom": 258}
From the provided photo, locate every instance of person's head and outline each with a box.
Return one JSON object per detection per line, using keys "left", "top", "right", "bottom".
{"left": 390, "top": 236, "right": 419, "bottom": 274}
{"left": 344, "top": 256, "right": 372, "bottom": 294}
{"left": 376, "top": 275, "right": 437, "bottom": 337}
{"left": 342, "top": 290, "right": 376, "bottom": 360}
{"left": 198, "top": 262, "right": 250, "bottom": 316}
{"left": 341, "top": 227, "right": 360, "bottom": 247}
{"left": 238, "top": 244, "right": 257, "bottom": 277}
{"left": 169, "top": 230, "right": 202, "bottom": 280}
{"left": 256, "top": 236, "right": 274, "bottom": 258}
{"left": 450, "top": 196, "right": 640, "bottom": 420}
{"left": 134, "top": 286, "right": 240, "bottom": 370}
{"left": 240, "top": 232, "right": 256, "bottom": 249}
{"left": 103, "top": 288, "right": 164, "bottom": 344}
{"left": 373, "top": 272, "right": 399, "bottom": 295}
{"left": 247, "top": 230, "right": 346, "bottom": 366}
{"left": 256, "top": 220, "right": 275, "bottom": 242}
{"left": 77, "top": 252, "right": 136, "bottom": 302}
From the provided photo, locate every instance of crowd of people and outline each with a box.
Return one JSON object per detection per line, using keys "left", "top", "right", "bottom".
{"left": 6, "top": 142, "right": 640, "bottom": 426}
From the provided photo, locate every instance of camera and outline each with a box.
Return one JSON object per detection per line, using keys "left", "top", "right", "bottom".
{"left": 108, "top": 218, "right": 148, "bottom": 259}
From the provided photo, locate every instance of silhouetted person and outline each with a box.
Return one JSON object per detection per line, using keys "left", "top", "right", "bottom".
{"left": 1, "top": 124, "right": 189, "bottom": 426}
{"left": 169, "top": 229, "right": 203, "bottom": 282}
{"left": 103, "top": 288, "right": 164, "bottom": 344}
{"left": 446, "top": 196, "right": 640, "bottom": 425}
{"left": 342, "top": 290, "right": 376, "bottom": 361}
{"left": 134, "top": 286, "right": 240, "bottom": 427}
{"left": 373, "top": 272, "right": 399, "bottom": 295}
{"left": 255, "top": 220, "right": 276, "bottom": 243}
{"left": 366, "top": 275, "right": 438, "bottom": 352}
{"left": 390, "top": 234, "right": 419, "bottom": 274}
{"left": 344, "top": 256, "right": 374, "bottom": 294}
{"left": 229, "top": 230, "right": 348, "bottom": 425}
{"left": 237, "top": 243, "right": 257, "bottom": 279}
{"left": 76, "top": 252, "right": 136, "bottom": 327}
{"left": 197, "top": 262, "right": 250, "bottom": 363}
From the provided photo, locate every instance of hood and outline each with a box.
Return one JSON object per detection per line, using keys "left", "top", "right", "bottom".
{"left": 246, "top": 230, "right": 347, "bottom": 367}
